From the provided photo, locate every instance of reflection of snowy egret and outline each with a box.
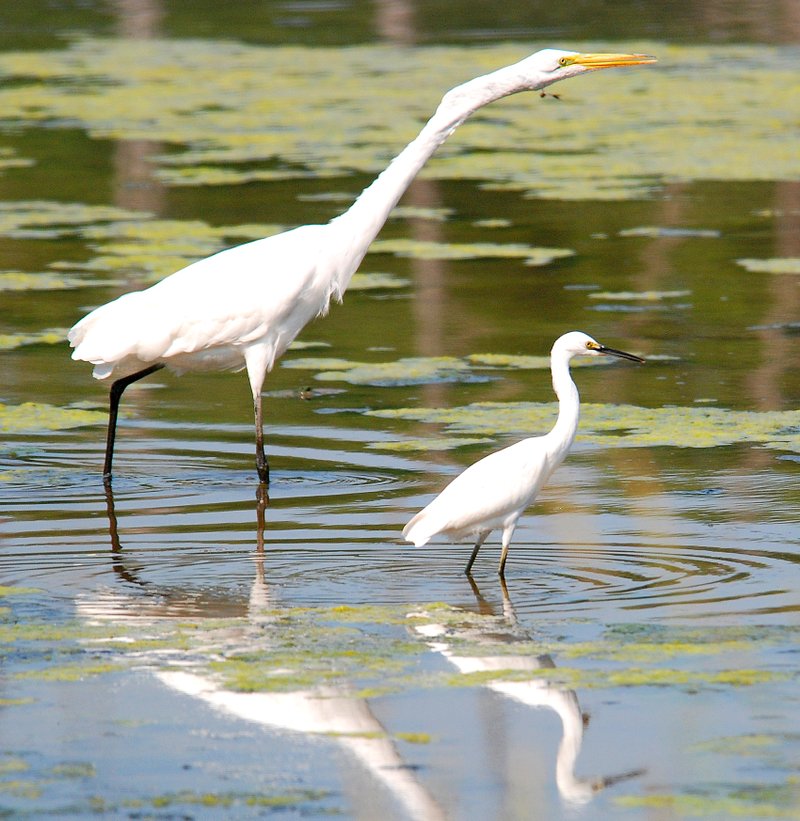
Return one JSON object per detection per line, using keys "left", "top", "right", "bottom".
{"left": 413, "top": 580, "right": 644, "bottom": 804}
{"left": 68, "top": 50, "right": 655, "bottom": 484}
{"left": 403, "top": 332, "right": 645, "bottom": 576}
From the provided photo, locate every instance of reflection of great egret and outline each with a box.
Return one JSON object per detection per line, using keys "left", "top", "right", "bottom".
{"left": 404, "top": 332, "right": 645, "bottom": 576}
{"left": 84, "top": 489, "right": 446, "bottom": 821}
{"left": 69, "top": 51, "right": 655, "bottom": 485}
{"left": 413, "top": 578, "right": 644, "bottom": 804}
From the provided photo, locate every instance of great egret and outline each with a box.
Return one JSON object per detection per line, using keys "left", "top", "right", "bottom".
{"left": 402, "top": 332, "right": 645, "bottom": 577}
{"left": 69, "top": 50, "right": 655, "bottom": 484}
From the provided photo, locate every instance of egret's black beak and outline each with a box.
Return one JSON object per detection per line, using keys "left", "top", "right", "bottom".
{"left": 598, "top": 345, "right": 645, "bottom": 364}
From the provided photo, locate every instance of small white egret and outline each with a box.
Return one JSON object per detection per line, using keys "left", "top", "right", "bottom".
{"left": 403, "top": 332, "right": 645, "bottom": 577}
{"left": 68, "top": 50, "right": 655, "bottom": 484}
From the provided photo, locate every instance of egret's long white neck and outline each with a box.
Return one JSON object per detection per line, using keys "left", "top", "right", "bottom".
{"left": 547, "top": 349, "right": 581, "bottom": 459}
{"left": 327, "top": 61, "right": 538, "bottom": 287}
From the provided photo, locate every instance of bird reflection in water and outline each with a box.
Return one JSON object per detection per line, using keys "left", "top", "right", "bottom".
{"left": 92, "top": 485, "right": 446, "bottom": 821}
{"left": 413, "top": 577, "right": 645, "bottom": 805}
{"left": 94, "top": 489, "right": 642, "bottom": 813}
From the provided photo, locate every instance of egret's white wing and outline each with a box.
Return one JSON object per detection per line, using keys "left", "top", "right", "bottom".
{"left": 69, "top": 225, "right": 330, "bottom": 376}
{"left": 404, "top": 438, "right": 552, "bottom": 545}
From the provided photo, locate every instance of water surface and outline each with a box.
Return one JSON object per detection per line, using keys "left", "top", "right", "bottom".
{"left": 1, "top": 2, "right": 799, "bottom": 818}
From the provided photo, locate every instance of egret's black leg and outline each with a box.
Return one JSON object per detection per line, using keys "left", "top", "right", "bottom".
{"left": 464, "top": 532, "right": 488, "bottom": 576}
{"left": 103, "top": 363, "right": 164, "bottom": 482}
{"left": 498, "top": 544, "right": 510, "bottom": 578}
{"left": 255, "top": 483, "right": 269, "bottom": 552}
{"left": 254, "top": 394, "right": 269, "bottom": 485}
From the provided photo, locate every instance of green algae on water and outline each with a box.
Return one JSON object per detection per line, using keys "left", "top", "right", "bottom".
{"left": 0, "top": 402, "right": 106, "bottom": 434}
{"left": 367, "top": 436, "right": 493, "bottom": 452}
{"left": 348, "top": 271, "right": 410, "bottom": 290}
{"left": 368, "top": 401, "right": 800, "bottom": 452}
{"left": 136, "top": 789, "right": 331, "bottom": 811}
{"left": 588, "top": 289, "right": 692, "bottom": 301}
{"left": 0, "top": 41, "right": 798, "bottom": 200}
{"left": 13, "top": 662, "right": 123, "bottom": 683}
{"left": 0, "top": 201, "right": 150, "bottom": 238}
{"left": 0, "top": 585, "right": 40, "bottom": 597}
{"left": 0, "top": 328, "right": 66, "bottom": 350}
{"left": 395, "top": 732, "right": 434, "bottom": 745}
{"left": 368, "top": 238, "right": 574, "bottom": 267}
{"left": 618, "top": 225, "right": 720, "bottom": 238}
{"left": 615, "top": 779, "right": 800, "bottom": 818}
{"left": 0, "top": 271, "right": 96, "bottom": 292}
{"left": 736, "top": 257, "right": 800, "bottom": 275}
{"left": 283, "top": 355, "right": 485, "bottom": 386}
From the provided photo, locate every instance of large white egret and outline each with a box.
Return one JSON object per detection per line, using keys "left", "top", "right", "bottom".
{"left": 69, "top": 50, "right": 655, "bottom": 484}
{"left": 403, "top": 332, "right": 645, "bottom": 577}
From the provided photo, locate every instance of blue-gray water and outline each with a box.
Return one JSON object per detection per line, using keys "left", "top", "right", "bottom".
{"left": 1, "top": 2, "right": 799, "bottom": 818}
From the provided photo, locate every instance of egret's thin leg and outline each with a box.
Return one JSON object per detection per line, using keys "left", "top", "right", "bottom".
{"left": 498, "top": 545, "right": 510, "bottom": 577}
{"left": 464, "top": 532, "right": 489, "bottom": 576}
{"left": 104, "top": 363, "right": 164, "bottom": 482}
{"left": 255, "top": 483, "right": 269, "bottom": 552}
{"left": 254, "top": 394, "right": 269, "bottom": 485}
{"left": 498, "top": 524, "right": 516, "bottom": 578}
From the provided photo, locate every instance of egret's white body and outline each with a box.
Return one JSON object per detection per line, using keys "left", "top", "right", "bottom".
{"left": 403, "top": 332, "right": 644, "bottom": 576}
{"left": 69, "top": 50, "right": 655, "bottom": 483}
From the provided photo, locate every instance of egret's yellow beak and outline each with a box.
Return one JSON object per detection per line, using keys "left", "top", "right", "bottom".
{"left": 569, "top": 52, "right": 657, "bottom": 70}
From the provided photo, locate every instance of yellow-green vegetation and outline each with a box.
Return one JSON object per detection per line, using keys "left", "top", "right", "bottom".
{"left": 367, "top": 436, "right": 493, "bottom": 452}
{"left": 207, "top": 609, "right": 422, "bottom": 694}
{"left": 0, "top": 402, "right": 107, "bottom": 433}
{"left": 0, "top": 585, "right": 40, "bottom": 597}
{"left": 50, "top": 762, "right": 96, "bottom": 779}
{"left": 395, "top": 732, "right": 433, "bottom": 744}
{"left": 0, "top": 41, "right": 796, "bottom": 198}
{"left": 282, "top": 355, "right": 480, "bottom": 386}
{"left": 546, "top": 623, "right": 793, "bottom": 663}
{"left": 473, "top": 218, "right": 512, "bottom": 228}
{"left": 0, "top": 200, "right": 284, "bottom": 286}
{"left": 0, "top": 271, "right": 93, "bottom": 292}
{"left": 736, "top": 258, "right": 800, "bottom": 275}
{"left": 72, "top": 217, "right": 283, "bottom": 282}
{"left": 0, "top": 201, "right": 146, "bottom": 237}
{"left": 588, "top": 289, "right": 692, "bottom": 301}
{"left": 411, "top": 611, "right": 795, "bottom": 691}
{"left": 390, "top": 206, "right": 453, "bottom": 222}
{"left": 369, "top": 238, "right": 574, "bottom": 266}
{"left": 615, "top": 778, "right": 800, "bottom": 818}
{"left": 0, "top": 756, "right": 28, "bottom": 775}
{"left": 465, "top": 352, "right": 615, "bottom": 369}
{"left": 348, "top": 271, "right": 410, "bottom": 290}
{"left": 13, "top": 662, "right": 123, "bottom": 682}
{"left": 369, "top": 401, "right": 800, "bottom": 452}
{"left": 67, "top": 219, "right": 280, "bottom": 283}
{"left": 692, "top": 734, "right": 781, "bottom": 756}
{"left": 0, "top": 780, "right": 41, "bottom": 799}
{"left": 0, "top": 145, "right": 33, "bottom": 174}
{"left": 0, "top": 328, "right": 67, "bottom": 350}
{"left": 444, "top": 662, "right": 781, "bottom": 691}
{"left": 282, "top": 350, "right": 627, "bottom": 390}
{"left": 618, "top": 225, "right": 720, "bottom": 238}
{"left": 132, "top": 789, "right": 330, "bottom": 810}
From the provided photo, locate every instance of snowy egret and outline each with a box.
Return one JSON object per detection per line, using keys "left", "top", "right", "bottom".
{"left": 402, "top": 332, "right": 645, "bottom": 577}
{"left": 69, "top": 50, "right": 655, "bottom": 484}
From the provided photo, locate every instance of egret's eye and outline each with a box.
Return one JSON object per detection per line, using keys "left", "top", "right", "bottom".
{"left": 585, "top": 340, "right": 596, "bottom": 349}
{"left": 558, "top": 57, "right": 571, "bottom": 67}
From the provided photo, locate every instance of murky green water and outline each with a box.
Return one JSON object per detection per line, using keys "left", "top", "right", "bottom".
{"left": 1, "top": 2, "right": 799, "bottom": 819}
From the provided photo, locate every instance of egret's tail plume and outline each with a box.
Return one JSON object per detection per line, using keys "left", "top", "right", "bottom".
{"left": 403, "top": 514, "right": 432, "bottom": 547}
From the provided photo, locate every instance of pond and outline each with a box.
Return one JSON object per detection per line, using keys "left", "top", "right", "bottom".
{"left": 1, "top": 2, "right": 799, "bottom": 818}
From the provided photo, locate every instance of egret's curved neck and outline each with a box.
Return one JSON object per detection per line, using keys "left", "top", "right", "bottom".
{"left": 547, "top": 351, "right": 581, "bottom": 458}
{"left": 328, "top": 64, "right": 529, "bottom": 282}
